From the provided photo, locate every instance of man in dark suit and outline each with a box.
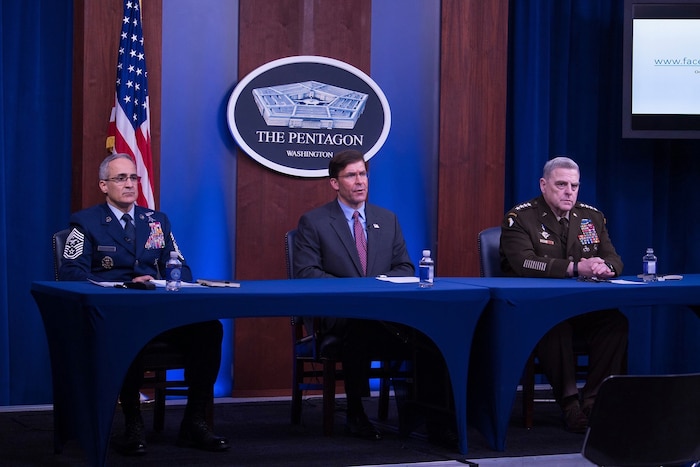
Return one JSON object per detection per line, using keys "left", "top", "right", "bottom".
{"left": 294, "top": 150, "right": 453, "bottom": 443}
{"left": 59, "top": 153, "right": 229, "bottom": 456}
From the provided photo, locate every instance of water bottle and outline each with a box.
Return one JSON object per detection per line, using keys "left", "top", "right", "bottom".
{"left": 165, "top": 251, "right": 182, "bottom": 291}
{"left": 419, "top": 249, "right": 434, "bottom": 288}
{"left": 642, "top": 247, "right": 657, "bottom": 282}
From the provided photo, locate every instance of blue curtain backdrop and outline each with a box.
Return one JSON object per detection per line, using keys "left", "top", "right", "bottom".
{"left": 160, "top": 0, "right": 240, "bottom": 398}
{"left": 370, "top": 0, "right": 440, "bottom": 261}
{"left": 507, "top": 0, "right": 700, "bottom": 374}
{"left": 0, "top": 1, "right": 74, "bottom": 405}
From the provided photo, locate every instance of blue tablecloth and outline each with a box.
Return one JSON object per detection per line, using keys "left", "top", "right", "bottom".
{"left": 31, "top": 278, "right": 490, "bottom": 466}
{"left": 447, "top": 275, "right": 700, "bottom": 451}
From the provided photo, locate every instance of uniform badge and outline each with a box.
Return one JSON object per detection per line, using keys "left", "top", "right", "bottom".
{"left": 102, "top": 256, "right": 114, "bottom": 269}
{"left": 578, "top": 219, "right": 600, "bottom": 245}
{"left": 145, "top": 222, "right": 166, "bottom": 249}
{"left": 63, "top": 228, "right": 85, "bottom": 260}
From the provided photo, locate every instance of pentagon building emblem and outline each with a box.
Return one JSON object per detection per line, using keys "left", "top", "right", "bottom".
{"left": 227, "top": 56, "right": 391, "bottom": 178}
{"left": 252, "top": 81, "right": 367, "bottom": 130}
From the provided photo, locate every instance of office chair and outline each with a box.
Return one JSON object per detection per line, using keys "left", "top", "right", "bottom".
{"left": 477, "top": 226, "right": 589, "bottom": 429}
{"left": 582, "top": 373, "right": 700, "bottom": 467}
{"left": 53, "top": 229, "right": 204, "bottom": 432}
{"left": 285, "top": 229, "right": 409, "bottom": 435}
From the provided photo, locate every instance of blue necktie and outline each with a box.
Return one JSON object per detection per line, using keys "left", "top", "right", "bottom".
{"left": 122, "top": 213, "right": 135, "bottom": 247}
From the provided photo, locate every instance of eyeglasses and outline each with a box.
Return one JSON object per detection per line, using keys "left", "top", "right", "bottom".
{"left": 103, "top": 174, "right": 141, "bottom": 184}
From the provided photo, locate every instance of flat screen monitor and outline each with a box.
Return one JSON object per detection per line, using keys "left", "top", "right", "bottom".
{"left": 623, "top": 0, "right": 700, "bottom": 138}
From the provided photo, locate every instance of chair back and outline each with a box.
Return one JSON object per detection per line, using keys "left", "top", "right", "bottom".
{"left": 284, "top": 229, "right": 296, "bottom": 279}
{"left": 477, "top": 226, "right": 504, "bottom": 277}
{"left": 52, "top": 229, "right": 71, "bottom": 280}
{"left": 582, "top": 373, "right": 700, "bottom": 466}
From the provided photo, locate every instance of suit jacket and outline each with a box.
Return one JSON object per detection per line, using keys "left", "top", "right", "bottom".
{"left": 500, "top": 195, "right": 623, "bottom": 278}
{"left": 293, "top": 200, "right": 415, "bottom": 279}
{"left": 58, "top": 203, "right": 192, "bottom": 282}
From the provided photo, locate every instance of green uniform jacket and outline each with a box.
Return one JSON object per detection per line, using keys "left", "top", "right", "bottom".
{"left": 500, "top": 195, "right": 623, "bottom": 278}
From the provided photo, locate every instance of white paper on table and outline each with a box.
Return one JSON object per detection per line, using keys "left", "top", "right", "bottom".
{"left": 375, "top": 276, "right": 420, "bottom": 284}
{"left": 609, "top": 279, "right": 647, "bottom": 285}
{"left": 88, "top": 279, "right": 123, "bottom": 288}
{"left": 149, "top": 280, "right": 202, "bottom": 288}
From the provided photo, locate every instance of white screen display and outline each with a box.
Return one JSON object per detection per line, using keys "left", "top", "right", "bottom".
{"left": 632, "top": 19, "right": 700, "bottom": 115}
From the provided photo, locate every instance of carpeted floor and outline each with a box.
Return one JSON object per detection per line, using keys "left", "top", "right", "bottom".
{"left": 0, "top": 390, "right": 589, "bottom": 467}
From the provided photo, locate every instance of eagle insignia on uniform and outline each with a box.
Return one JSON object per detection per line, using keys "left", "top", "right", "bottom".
{"left": 101, "top": 256, "right": 114, "bottom": 270}
{"left": 63, "top": 228, "right": 85, "bottom": 260}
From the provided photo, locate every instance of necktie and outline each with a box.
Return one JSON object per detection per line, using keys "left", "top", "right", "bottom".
{"left": 559, "top": 217, "right": 569, "bottom": 252}
{"left": 122, "top": 213, "right": 135, "bottom": 246}
{"left": 353, "top": 211, "right": 367, "bottom": 275}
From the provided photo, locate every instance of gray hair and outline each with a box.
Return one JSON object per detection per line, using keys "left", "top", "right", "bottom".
{"left": 542, "top": 156, "right": 579, "bottom": 179}
{"left": 99, "top": 153, "right": 134, "bottom": 180}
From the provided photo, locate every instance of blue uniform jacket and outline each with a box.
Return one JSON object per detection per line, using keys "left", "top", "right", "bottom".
{"left": 58, "top": 203, "right": 192, "bottom": 282}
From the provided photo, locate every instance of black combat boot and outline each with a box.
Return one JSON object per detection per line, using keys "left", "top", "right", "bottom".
{"left": 176, "top": 398, "right": 230, "bottom": 452}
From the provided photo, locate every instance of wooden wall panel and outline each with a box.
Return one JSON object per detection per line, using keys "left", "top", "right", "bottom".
{"left": 73, "top": 0, "right": 509, "bottom": 397}
{"left": 72, "top": 0, "right": 162, "bottom": 211}
{"left": 234, "top": 0, "right": 372, "bottom": 396}
{"left": 437, "top": 0, "right": 509, "bottom": 277}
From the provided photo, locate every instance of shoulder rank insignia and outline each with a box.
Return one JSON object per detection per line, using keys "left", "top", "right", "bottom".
{"left": 577, "top": 202, "right": 600, "bottom": 212}
{"left": 63, "top": 228, "right": 85, "bottom": 260}
{"left": 513, "top": 202, "right": 532, "bottom": 211}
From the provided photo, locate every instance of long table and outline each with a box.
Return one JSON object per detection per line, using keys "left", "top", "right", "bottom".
{"left": 447, "top": 275, "right": 700, "bottom": 452}
{"left": 30, "top": 278, "right": 490, "bottom": 466}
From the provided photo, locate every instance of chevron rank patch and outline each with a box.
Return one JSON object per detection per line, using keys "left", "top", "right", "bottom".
{"left": 63, "top": 228, "right": 85, "bottom": 260}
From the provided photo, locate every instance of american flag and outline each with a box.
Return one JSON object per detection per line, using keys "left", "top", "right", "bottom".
{"left": 107, "top": 0, "right": 155, "bottom": 209}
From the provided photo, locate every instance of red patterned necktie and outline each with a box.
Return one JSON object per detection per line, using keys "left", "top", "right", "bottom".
{"left": 353, "top": 211, "right": 367, "bottom": 275}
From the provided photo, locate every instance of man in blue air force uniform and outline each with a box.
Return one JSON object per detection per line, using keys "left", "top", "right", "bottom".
{"left": 59, "top": 153, "right": 229, "bottom": 456}
{"left": 500, "top": 156, "right": 628, "bottom": 434}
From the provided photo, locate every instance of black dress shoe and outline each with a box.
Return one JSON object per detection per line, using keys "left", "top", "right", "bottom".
{"left": 345, "top": 413, "right": 383, "bottom": 440}
{"left": 177, "top": 419, "right": 231, "bottom": 451}
{"left": 114, "top": 415, "right": 147, "bottom": 456}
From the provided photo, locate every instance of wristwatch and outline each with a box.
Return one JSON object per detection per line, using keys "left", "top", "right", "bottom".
{"left": 605, "top": 262, "right": 616, "bottom": 275}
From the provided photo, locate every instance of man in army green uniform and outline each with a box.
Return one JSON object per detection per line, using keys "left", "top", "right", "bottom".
{"left": 500, "top": 156, "right": 628, "bottom": 433}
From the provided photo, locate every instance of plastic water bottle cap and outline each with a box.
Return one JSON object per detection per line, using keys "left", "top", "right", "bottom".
{"left": 422, "top": 249, "right": 431, "bottom": 257}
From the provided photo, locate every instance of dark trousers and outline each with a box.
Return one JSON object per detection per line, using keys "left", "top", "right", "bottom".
{"left": 326, "top": 318, "right": 451, "bottom": 424}
{"left": 536, "top": 309, "right": 628, "bottom": 407}
{"left": 120, "top": 320, "right": 223, "bottom": 419}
